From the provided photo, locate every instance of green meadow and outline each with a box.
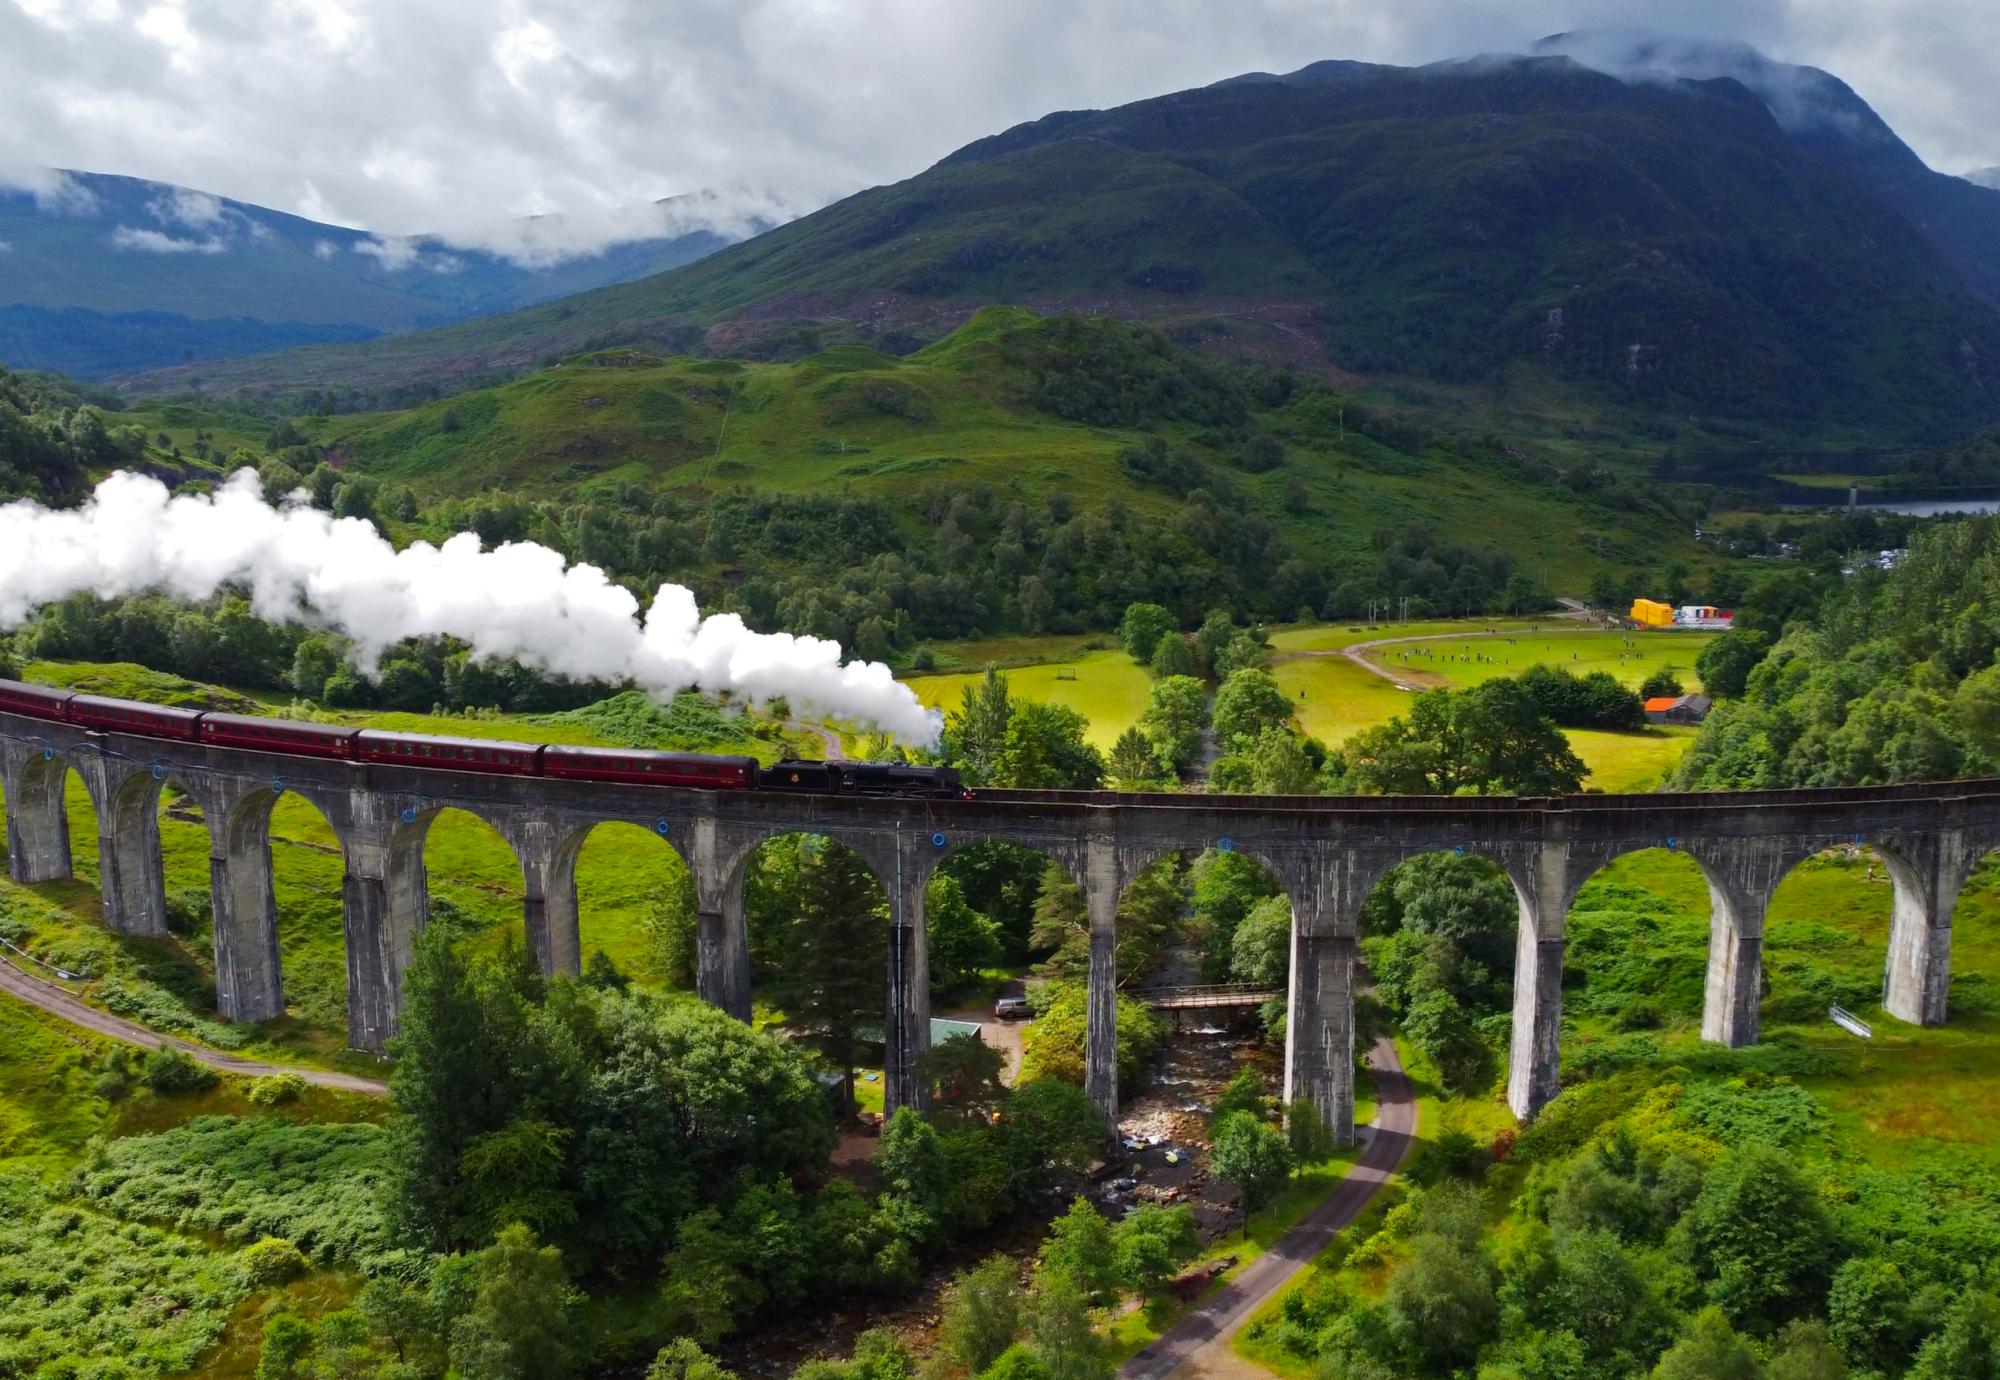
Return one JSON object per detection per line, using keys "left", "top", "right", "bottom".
{"left": 920, "top": 618, "right": 1710, "bottom": 791}
{"left": 1362, "top": 627, "right": 1716, "bottom": 691}
{"left": 908, "top": 648, "right": 1153, "bottom": 752}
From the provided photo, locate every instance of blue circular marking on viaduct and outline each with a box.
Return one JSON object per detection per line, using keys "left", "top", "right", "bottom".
{"left": 1216, "top": 837, "right": 1234, "bottom": 853}
{"left": 151, "top": 761, "right": 167, "bottom": 781}
{"left": 399, "top": 805, "right": 419, "bottom": 825}
{"left": 931, "top": 832, "right": 947, "bottom": 848}
{"left": 270, "top": 777, "right": 285, "bottom": 796}
{"left": 654, "top": 817, "right": 673, "bottom": 837}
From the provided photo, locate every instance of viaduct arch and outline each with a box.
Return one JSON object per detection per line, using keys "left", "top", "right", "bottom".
{"left": 5, "top": 711, "right": 1998, "bottom": 1141}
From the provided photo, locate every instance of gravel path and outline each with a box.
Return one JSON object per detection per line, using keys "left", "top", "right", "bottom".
{"left": 0, "top": 954, "right": 389, "bottom": 1095}
{"left": 1120, "top": 1034, "right": 1417, "bottom": 1380}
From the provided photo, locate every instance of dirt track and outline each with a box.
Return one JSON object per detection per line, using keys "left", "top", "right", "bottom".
{"left": 0, "top": 954, "right": 389, "bottom": 1095}
{"left": 1120, "top": 1035, "right": 1417, "bottom": 1380}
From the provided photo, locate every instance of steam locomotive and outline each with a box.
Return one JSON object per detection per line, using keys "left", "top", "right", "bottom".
{"left": 0, "top": 679, "right": 965, "bottom": 798}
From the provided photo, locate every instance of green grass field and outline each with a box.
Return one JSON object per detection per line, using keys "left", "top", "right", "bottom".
{"left": 921, "top": 620, "right": 1708, "bottom": 791}
{"left": 907, "top": 648, "right": 1153, "bottom": 752}
{"left": 1563, "top": 845, "right": 2000, "bottom": 1166}
{"left": 1362, "top": 628, "right": 1715, "bottom": 691}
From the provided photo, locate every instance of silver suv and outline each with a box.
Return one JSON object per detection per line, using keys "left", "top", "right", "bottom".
{"left": 994, "top": 996, "right": 1031, "bottom": 1020}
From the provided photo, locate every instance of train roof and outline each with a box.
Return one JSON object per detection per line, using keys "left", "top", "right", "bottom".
{"left": 0, "top": 678, "right": 75, "bottom": 699}
{"left": 356, "top": 729, "right": 544, "bottom": 755}
{"left": 199, "top": 713, "right": 358, "bottom": 735}
{"left": 542, "top": 744, "right": 759, "bottom": 766}
{"left": 71, "top": 694, "right": 204, "bottom": 719}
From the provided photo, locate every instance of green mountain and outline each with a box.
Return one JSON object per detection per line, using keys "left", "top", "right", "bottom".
{"left": 129, "top": 50, "right": 2000, "bottom": 443}
{"left": 0, "top": 171, "right": 748, "bottom": 377}
{"left": 1529, "top": 31, "right": 2000, "bottom": 310}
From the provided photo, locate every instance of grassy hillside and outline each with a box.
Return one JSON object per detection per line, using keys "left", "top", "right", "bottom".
{"left": 128, "top": 56, "right": 2000, "bottom": 445}
{"left": 295, "top": 308, "right": 1707, "bottom": 611}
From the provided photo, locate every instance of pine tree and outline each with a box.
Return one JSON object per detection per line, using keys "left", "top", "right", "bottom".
{"left": 762, "top": 838, "right": 887, "bottom": 1108}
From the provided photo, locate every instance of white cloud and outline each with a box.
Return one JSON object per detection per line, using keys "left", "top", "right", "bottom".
{"left": 0, "top": 239, "right": 12, "bottom": 253}
{"left": 311, "top": 238, "right": 339, "bottom": 260}
{"left": 108, "top": 224, "right": 225, "bottom": 254}
{"left": 148, "top": 186, "right": 224, "bottom": 229}
{"left": 0, "top": 0, "right": 1995, "bottom": 261}
{"left": 0, "top": 164, "right": 96, "bottom": 211}
{"left": 352, "top": 235, "right": 422, "bottom": 270}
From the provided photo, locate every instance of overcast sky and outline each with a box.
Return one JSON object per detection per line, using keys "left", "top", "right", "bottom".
{"left": 2, "top": 0, "right": 1996, "bottom": 261}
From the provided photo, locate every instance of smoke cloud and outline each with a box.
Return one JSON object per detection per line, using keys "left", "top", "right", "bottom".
{"left": 0, "top": 471, "right": 939, "bottom": 747}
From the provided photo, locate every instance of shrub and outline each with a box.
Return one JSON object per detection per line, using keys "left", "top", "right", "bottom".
{"left": 248, "top": 1073, "right": 307, "bottom": 1107}
{"left": 93, "top": 1048, "right": 136, "bottom": 1102}
{"left": 76, "top": 1117, "right": 400, "bottom": 1272}
{"left": 0, "top": 1172, "right": 246, "bottom": 1373}
{"left": 1406, "top": 1128, "right": 1488, "bottom": 1185}
{"left": 241, "top": 1236, "right": 311, "bottom": 1287}
{"left": 142, "top": 1046, "right": 220, "bottom": 1095}
{"left": 163, "top": 886, "right": 212, "bottom": 937}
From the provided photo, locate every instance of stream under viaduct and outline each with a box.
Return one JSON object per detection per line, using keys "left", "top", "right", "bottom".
{"left": 5, "top": 708, "right": 1997, "bottom": 1141}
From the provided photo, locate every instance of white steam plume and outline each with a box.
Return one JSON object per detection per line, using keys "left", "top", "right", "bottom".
{"left": 0, "top": 471, "right": 940, "bottom": 746}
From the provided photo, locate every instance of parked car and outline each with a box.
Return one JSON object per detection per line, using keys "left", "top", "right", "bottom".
{"left": 994, "top": 995, "right": 1031, "bottom": 1020}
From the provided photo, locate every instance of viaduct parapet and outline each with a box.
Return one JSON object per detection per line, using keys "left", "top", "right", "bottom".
{"left": 5, "top": 709, "right": 1996, "bottom": 1140}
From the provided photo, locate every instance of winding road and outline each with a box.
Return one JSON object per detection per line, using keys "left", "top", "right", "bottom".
{"left": 0, "top": 953, "right": 389, "bottom": 1095}
{"left": 1121, "top": 1035, "right": 1418, "bottom": 1380}
{"left": 1333, "top": 620, "right": 1602, "bottom": 691}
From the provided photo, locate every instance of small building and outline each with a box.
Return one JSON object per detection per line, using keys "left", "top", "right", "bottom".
{"left": 1644, "top": 693, "right": 1713, "bottom": 725}
{"left": 1672, "top": 605, "right": 1735, "bottom": 630}
{"left": 855, "top": 1017, "right": 986, "bottom": 1053}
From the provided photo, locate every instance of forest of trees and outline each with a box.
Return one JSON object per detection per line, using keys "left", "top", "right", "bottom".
{"left": 1674, "top": 515, "right": 2000, "bottom": 788}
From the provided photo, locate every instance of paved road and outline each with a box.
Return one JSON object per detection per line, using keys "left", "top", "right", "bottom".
{"left": 1121, "top": 1035, "right": 1417, "bottom": 1380}
{"left": 0, "top": 954, "right": 389, "bottom": 1095}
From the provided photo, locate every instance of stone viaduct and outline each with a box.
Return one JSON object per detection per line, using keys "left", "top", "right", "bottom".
{"left": 5, "top": 708, "right": 1998, "bottom": 1140}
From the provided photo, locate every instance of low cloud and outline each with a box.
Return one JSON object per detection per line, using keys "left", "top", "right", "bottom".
{"left": 434, "top": 186, "right": 801, "bottom": 267}
{"left": 311, "top": 238, "right": 339, "bottom": 260}
{"left": 352, "top": 235, "right": 423, "bottom": 271}
{"left": 108, "top": 225, "right": 226, "bottom": 254}
{"left": 148, "top": 186, "right": 225, "bottom": 230}
{"left": 1530, "top": 29, "right": 1875, "bottom": 139}
{"left": 0, "top": 164, "right": 96, "bottom": 212}
{"left": 1, "top": 1, "right": 1996, "bottom": 246}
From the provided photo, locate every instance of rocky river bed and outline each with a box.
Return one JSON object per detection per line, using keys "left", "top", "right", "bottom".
{"left": 718, "top": 1017, "right": 1280, "bottom": 1377}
